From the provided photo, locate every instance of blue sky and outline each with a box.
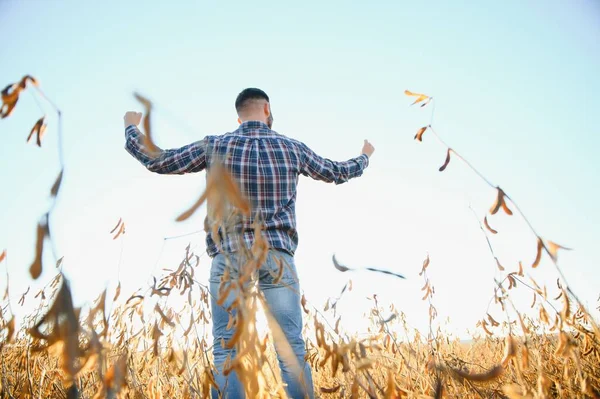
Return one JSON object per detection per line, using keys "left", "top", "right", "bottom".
{"left": 1, "top": 0, "right": 599, "bottom": 337}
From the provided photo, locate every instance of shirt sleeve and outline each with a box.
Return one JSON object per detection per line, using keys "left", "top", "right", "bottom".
{"left": 124, "top": 125, "right": 208, "bottom": 174}
{"left": 299, "top": 143, "right": 369, "bottom": 184}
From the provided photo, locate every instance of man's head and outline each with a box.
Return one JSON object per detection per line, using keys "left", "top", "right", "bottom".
{"left": 235, "top": 88, "right": 273, "bottom": 128}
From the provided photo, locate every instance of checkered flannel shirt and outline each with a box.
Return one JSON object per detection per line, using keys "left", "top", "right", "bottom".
{"left": 125, "top": 121, "right": 369, "bottom": 257}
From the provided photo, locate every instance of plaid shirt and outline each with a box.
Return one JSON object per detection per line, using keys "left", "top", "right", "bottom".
{"left": 125, "top": 121, "right": 369, "bottom": 257}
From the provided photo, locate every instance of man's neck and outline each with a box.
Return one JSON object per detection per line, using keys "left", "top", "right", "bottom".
{"left": 240, "top": 118, "right": 267, "bottom": 124}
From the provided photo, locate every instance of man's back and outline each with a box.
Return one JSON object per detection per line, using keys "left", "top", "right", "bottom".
{"left": 203, "top": 120, "right": 369, "bottom": 257}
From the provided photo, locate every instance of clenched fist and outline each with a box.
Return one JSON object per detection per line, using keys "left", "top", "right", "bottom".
{"left": 361, "top": 139, "right": 375, "bottom": 158}
{"left": 124, "top": 111, "right": 143, "bottom": 128}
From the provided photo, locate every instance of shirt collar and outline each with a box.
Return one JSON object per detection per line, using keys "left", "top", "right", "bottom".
{"left": 235, "top": 120, "right": 278, "bottom": 137}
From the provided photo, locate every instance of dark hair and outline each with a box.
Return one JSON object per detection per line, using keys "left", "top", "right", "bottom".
{"left": 235, "top": 88, "right": 270, "bottom": 113}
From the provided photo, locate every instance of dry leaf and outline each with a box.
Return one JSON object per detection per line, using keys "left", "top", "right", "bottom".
{"left": 439, "top": 148, "right": 452, "bottom": 172}
{"left": 490, "top": 187, "right": 513, "bottom": 216}
{"left": 34, "top": 289, "right": 45, "bottom": 301}
{"left": 113, "top": 282, "right": 121, "bottom": 302}
{"left": 0, "top": 249, "right": 5, "bottom": 263}
{"left": 546, "top": 240, "right": 571, "bottom": 262}
{"left": 332, "top": 255, "right": 351, "bottom": 272}
{"left": 5, "top": 316, "right": 16, "bottom": 344}
{"left": 422, "top": 286, "right": 432, "bottom": 301}
{"left": 404, "top": 89, "right": 430, "bottom": 106}
{"left": 517, "top": 312, "right": 529, "bottom": 335}
{"left": 490, "top": 189, "right": 502, "bottom": 215}
{"left": 532, "top": 238, "right": 543, "bottom": 268}
{"left": 420, "top": 97, "right": 433, "bottom": 108}
{"left": 517, "top": 261, "right": 524, "bottom": 277}
{"left": 419, "top": 254, "right": 430, "bottom": 276}
{"left": 484, "top": 216, "right": 498, "bottom": 234}
{"left": 29, "top": 278, "right": 80, "bottom": 378}
{"left": 88, "top": 289, "right": 108, "bottom": 336}
{"left": 125, "top": 294, "right": 144, "bottom": 305}
{"left": 404, "top": 89, "right": 424, "bottom": 97}
{"left": 155, "top": 304, "right": 175, "bottom": 327}
{"left": 0, "top": 76, "right": 36, "bottom": 119}
{"left": 530, "top": 292, "right": 537, "bottom": 309}
{"left": 560, "top": 289, "right": 570, "bottom": 321}
{"left": 414, "top": 126, "right": 428, "bottom": 142}
{"left": 487, "top": 313, "right": 500, "bottom": 327}
{"left": 501, "top": 200, "right": 513, "bottom": 215}
{"left": 18, "top": 286, "right": 30, "bottom": 306}
{"left": 152, "top": 322, "right": 163, "bottom": 356}
{"left": 495, "top": 257, "right": 505, "bottom": 271}
{"left": 365, "top": 267, "right": 406, "bottom": 279}
{"left": 320, "top": 384, "right": 341, "bottom": 393}
{"left": 133, "top": 92, "right": 158, "bottom": 154}
{"left": 176, "top": 181, "right": 212, "bottom": 222}
{"left": 301, "top": 294, "right": 309, "bottom": 314}
{"left": 177, "top": 350, "right": 188, "bottom": 375}
{"left": 1, "top": 83, "right": 20, "bottom": 102}
{"left": 104, "top": 353, "right": 128, "bottom": 397}
{"left": 501, "top": 335, "right": 517, "bottom": 367}
{"left": 433, "top": 376, "right": 444, "bottom": 399}
{"left": 480, "top": 320, "right": 494, "bottom": 336}
{"left": 0, "top": 100, "right": 18, "bottom": 119}
{"left": 113, "top": 222, "right": 125, "bottom": 240}
{"left": 447, "top": 364, "right": 504, "bottom": 382}
{"left": 554, "top": 290, "right": 563, "bottom": 301}
{"left": 502, "top": 384, "right": 532, "bottom": 399}
{"left": 110, "top": 218, "right": 122, "bottom": 234}
{"left": 218, "top": 163, "right": 251, "bottom": 215}
{"left": 19, "top": 75, "right": 38, "bottom": 89}
{"left": 30, "top": 222, "right": 48, "bottom": 279}
{"left": 521, "top": 345, "right": 529, "bottom": 369}
{"left": 224, "top": 313, "right": 243, "bottom": 349}
{"left": 27, "top": 116, "right": 47, "bottom": 147}
{"left": 50, "top": 170, "right": 63, "bottom": 197}
{"left": 183, "top": 314, "right": 194, "bottom": 337}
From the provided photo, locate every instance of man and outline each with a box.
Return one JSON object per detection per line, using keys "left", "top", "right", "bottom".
{"left": 123, "top": 88, "right": 374, "bottom": 398}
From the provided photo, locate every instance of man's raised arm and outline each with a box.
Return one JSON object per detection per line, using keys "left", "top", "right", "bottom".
{"left": 123, "top": 111, "right": 208, "bottom": 175}
{"left": 299, "top": 139, "right": 374, "bottom": 184}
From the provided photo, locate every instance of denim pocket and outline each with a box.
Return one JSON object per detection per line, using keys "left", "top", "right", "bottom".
{"left": 259, "top": 250, "right": 299, "bottom": 288}
{"left": 209, "top": 254, "right": 229, "bottom": 284}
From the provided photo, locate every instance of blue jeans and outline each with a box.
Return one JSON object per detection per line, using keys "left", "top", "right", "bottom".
{"left": 209, "top": 250, "right": 315, "bottom": 399}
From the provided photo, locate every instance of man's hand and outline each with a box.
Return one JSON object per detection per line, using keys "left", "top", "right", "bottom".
{"left": 124, "top": 111, "right": 143, "bottom": 128}
{"left": 361, "top": 139, "right": 375, "bottom": 158}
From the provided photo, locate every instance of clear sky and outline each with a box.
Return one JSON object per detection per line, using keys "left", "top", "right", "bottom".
{"left": 1, "top": 0, "right": 599, "bottom": 338}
